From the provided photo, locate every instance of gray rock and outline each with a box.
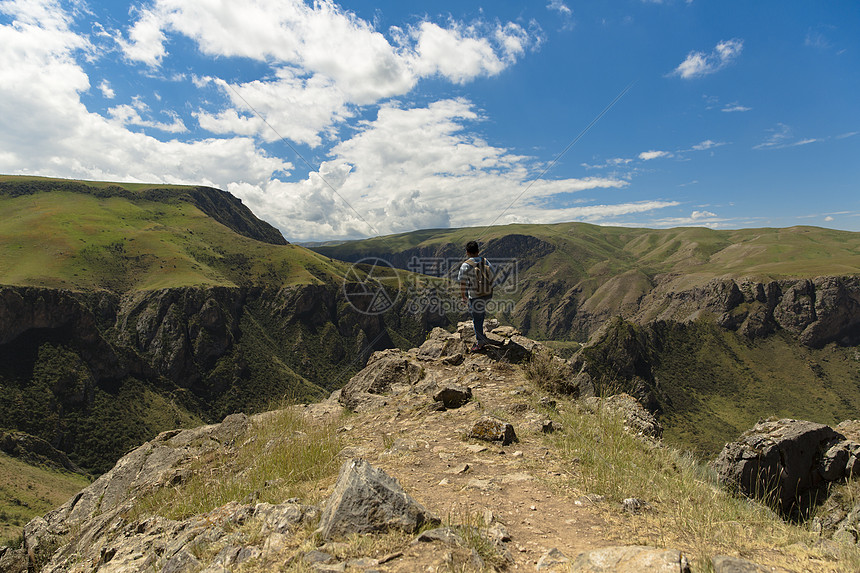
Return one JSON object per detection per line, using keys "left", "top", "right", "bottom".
{"left": 468, "top": 417, "right": 517, "bottom": 445}
{"left": 413, "top": 527, "right": 464, "bottom": 546}
{"left": 338, "top": 351, "right": 425, "bottom": 412}
{"left": 711, "top": 555, "right": 772, "bottom": 573}
{"left": 255, "top": 501, "right": 318, "bottom": 535}
{"left": 316, "top": 459, "right": 438, "bottom": 541}
{"left": 161, "top": 548, "right": 202, "bottom": 573}
{"left": 433, "top": 385, "right": 472, "bottom": 409}
{"left": 303, "top": 550, "right": 335, "bottom": 564}
{"left": 0, "top": 546, "right": 27, "bottom": 573}
{"left": 570, "top": 546, "right": 690, "bottom": 572}
{"left": 713, "top": 418, "right": 844, "bottom": 515}
{"left": 415, "top": 327, "right": 470, "bottom": 359}
{"left": 536, "top": 547, "right": 570, "bottom": 570}
{"left": 621, "top": 498, "right": 650, "bottom": 514}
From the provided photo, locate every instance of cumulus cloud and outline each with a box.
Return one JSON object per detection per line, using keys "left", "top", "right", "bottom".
{"left": 225, "top": 99, "right": 665, "bottom": 241}
{"left": 97, "top": 79, "right": 115, "bottom": 98}
{"left": 119, "top": 0, "right": 536, "bottom": 100}
{"left": 115, "top": 0, "right": 539, "bottom": 146}
{"left": 671, "top": 38, "right": 743, "bottom": 79}
{"left": 0, "top": 1, "right": 289, "bottom": 188}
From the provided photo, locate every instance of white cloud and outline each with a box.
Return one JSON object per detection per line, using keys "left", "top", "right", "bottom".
{"left": 98, "top": 79, "right": 115, "bottom": 98}
{"left": 722, "top": 103, "right": 751, "bottom": 113}
{"left": 197, "top": 70, "right": 352, "bottom": 147}
{"left": 0, "top": 1, "right": 290, "bottom": 189}
{"left": 671, "top": 38, "right": 743, "bottom": 79}
{"left": 223, "top": 99, "right": 671, "bottom": 241}
{"left": 824, "top": 216, "right": 834, "bottom": 222}
{"left": 639, "top": 150, "right": 672, "bottom": 160}
{"left": 115, "top": 0, "right": 539, "bottom": 146}
{"left": 119, "top": 0, "right": 536, "bottom": 100}
{"left": 650, "top": 210, "right": 725, "bottom": 229}
{"left": 108, "top": 103, "right": 188, "bottom": 133}
{"left": 754, "top": 123, "right": 820, "bottom": 150}
{"left": 691, "top": 140, "right": 725, "bottom": 151}
{"left": 547, "top": 1, "right": 572, "bottom": 15}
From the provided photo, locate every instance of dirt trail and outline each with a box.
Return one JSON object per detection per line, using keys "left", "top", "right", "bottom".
{"left": 306, "top": 342, "right": 623, "bottom": 571}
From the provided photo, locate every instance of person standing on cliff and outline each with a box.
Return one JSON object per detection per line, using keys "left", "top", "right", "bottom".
{"left": 458, "top": 241, "right": 496, "bottom": 352}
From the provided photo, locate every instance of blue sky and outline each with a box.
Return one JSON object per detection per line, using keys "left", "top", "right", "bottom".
{"left": 1, "top": 0, "right": 858, "bottom": 241}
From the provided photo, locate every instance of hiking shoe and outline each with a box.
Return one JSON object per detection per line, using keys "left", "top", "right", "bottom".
{"left": 470, "top": 342, "right": 484, "bottom": 352}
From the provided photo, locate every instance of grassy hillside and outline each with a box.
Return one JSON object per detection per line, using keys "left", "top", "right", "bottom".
{"left": 0, "top": 451, "right": 89, "bottom": 546}
{"left": 314, "top": 221, "right": 860, "bottom": 284}
{"left": 0, "top": 175, "right": 352, "bottom": 291}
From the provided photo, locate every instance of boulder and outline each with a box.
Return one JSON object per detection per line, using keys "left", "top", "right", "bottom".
{"left": 570, "top": 546, "right": 690, "bottom": 573}
{"left": 433, "top": 385, "right": 472, "bottom": 409}
{"left": 338, "top": 351, "right": 424, "bottom": 412}
{"left": 316, "top": 459, "right": 438, "bottom": 541}
{"left": 414, "top": 327, "right": 469, "bottom": 360}
{"left": 713, "top": 418, "right": 846, "bottom": 516}
{"left": 468, "top": 417, "right": 517, "bottom": 445}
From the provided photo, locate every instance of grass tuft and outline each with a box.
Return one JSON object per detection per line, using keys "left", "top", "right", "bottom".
{"left": 129, "top": 408, "right": 343, "bottom": 522}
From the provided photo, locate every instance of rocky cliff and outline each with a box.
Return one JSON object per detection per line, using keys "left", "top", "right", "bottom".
{"left": 0, "top": 283, "right": 449, "bottom": 474}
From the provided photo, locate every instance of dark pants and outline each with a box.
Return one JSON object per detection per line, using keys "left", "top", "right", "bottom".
{"left": 468, "top": 296, "right": 490, "bottom": 344}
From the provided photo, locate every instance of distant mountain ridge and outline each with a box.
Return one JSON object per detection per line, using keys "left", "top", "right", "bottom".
{"left": 0, "top": 176, "right": 287, "bottom": 246}
{"left": 310, "top": 222, "right": 860, "bottom": 341}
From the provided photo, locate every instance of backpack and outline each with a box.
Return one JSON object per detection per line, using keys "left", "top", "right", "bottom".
{"left": 465, "top": 257, "right": 494, "bottom": 298}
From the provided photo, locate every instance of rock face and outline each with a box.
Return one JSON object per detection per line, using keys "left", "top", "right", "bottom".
{"left": 316, "top": 459, "right": 437, "bottom": 541}
{"left": 0, "top": 432, "right": 83, "bottom": 474}
{"left": 0, "top": 283, "right": 445, "bottom": 473}
{"left": 713, "top": 418, "right": 860, "bottom": 516}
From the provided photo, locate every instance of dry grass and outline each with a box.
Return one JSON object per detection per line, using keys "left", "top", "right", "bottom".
{"left": 545, "top": 399, "right": 860, "bottom": 572}
{"left": 130, "top": 408, "right": 343, "bottom": 522}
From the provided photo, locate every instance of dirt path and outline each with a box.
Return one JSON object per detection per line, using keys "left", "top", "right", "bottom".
{"left": 307, "top": 345, "right": 624, "bottom": 571}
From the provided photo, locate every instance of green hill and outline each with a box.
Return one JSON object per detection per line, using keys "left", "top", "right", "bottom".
{"left": 0, "top": 175, "right": 351, "bottom": 291}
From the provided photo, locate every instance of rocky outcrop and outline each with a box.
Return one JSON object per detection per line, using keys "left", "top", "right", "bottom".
{"left": 316, "top": 459, "right": 437, "bottom": 541}
{"left": 16, "top": 413, "right": 252, "bottom": 572}
{"left": 634, "top": 276, "right": 860, "bottom": 348}
{"left": 0, "top": 432, "right": 83, "bottom": 474}
{"left": 580, "top": 394, "right": 662, "bottom": 439}
{"left": 713, "top": 418, "right": 860, "bottom": 517}
{"left": 338, "top": 350, "right": 426, "bottom": 412}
